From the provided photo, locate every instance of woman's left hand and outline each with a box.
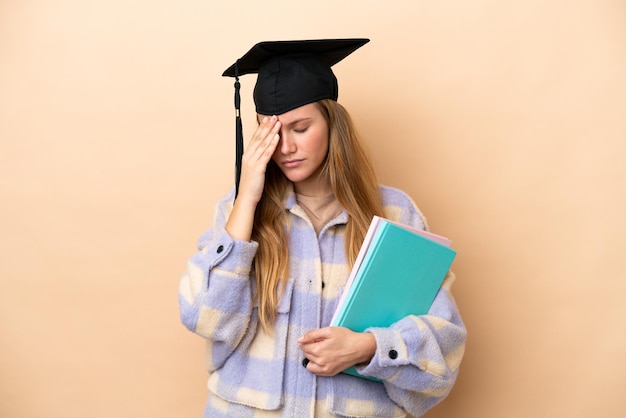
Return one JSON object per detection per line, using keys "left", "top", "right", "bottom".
{"left": 297, "top": 327, "right": 376, "bottom": 377}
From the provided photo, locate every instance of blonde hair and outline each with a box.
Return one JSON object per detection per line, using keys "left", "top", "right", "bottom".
{"left": 251, "top": 99, "right": 384, "bottom": 332}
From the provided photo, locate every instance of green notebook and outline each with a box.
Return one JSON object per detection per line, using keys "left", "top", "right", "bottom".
{"left": 330, "top": 216, "right": 456, "bottom": 380}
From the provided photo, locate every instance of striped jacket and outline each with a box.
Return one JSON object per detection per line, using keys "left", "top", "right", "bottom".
{"left": 179, "top": 185, "right": 466, "bottom": 417}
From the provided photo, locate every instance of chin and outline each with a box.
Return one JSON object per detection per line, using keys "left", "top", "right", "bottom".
{"left": 285, "top": 175, "right": 309, "bottom": 184}
{"left": 279, "top": 169, "right": 309, "bottom": 184}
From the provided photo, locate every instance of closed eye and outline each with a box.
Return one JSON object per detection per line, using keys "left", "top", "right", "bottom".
{"left": 287, "top": 117, "right": 312, "bottom": 133}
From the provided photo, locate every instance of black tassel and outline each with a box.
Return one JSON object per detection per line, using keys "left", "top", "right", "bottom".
{"left": 234, "top": 61, "right": 243, "bottom": 199}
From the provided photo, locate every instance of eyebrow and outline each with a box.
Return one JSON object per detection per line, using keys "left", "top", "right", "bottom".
{"left": 284, "top": 117, "right": 312, "bottom": 127}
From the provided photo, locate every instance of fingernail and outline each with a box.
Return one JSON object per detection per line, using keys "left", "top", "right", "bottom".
{"left": 302, "top": 358, "right": 309, "bottom": 368}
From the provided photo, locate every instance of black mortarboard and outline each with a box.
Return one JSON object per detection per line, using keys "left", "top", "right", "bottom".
{"left": 222, "top": 38, "right": 370, "bottom": 197}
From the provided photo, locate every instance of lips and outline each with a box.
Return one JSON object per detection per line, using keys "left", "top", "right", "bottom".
{"left": 283, "top": 159, "right": 303, "bottom": 168}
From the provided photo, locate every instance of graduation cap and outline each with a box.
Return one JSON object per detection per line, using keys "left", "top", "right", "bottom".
{"left": 222, "top": 38, "right": 370, "bottom": 197}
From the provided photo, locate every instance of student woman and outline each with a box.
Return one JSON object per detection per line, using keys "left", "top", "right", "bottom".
{"left": 179, "top": 38, "right": 466, "bottom": 418}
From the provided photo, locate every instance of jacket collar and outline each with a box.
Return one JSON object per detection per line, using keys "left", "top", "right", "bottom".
{"left": 283, "top": 183, "right": 349, "bottom": 228}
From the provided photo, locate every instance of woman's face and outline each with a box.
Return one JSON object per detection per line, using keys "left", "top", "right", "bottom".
{"left": 266, "top": 103, "right": 330, "bottom": 195}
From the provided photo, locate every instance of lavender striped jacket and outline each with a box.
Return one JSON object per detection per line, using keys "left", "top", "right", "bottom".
{"left": 179, "top": 185, "right": 466, "bottom": 417}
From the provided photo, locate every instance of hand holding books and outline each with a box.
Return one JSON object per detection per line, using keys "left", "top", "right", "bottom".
{"left": 331, "top": 216, "right": 457, "bottom": 379}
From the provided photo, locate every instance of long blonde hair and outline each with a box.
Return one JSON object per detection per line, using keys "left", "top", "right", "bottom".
{"left": 251, "top": 99, "right": 384, "bottom": 332}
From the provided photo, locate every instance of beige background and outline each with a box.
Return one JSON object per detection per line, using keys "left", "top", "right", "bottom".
{"left": 1, "top": 0, "right": 625, "bottom": 417}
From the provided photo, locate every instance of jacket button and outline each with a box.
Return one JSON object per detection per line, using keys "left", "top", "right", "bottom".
{"left": 389, "top": 350, "right": 398, "bottom": 360}
{"left": 217, "top": 245, "right": 224, "bottom": 253}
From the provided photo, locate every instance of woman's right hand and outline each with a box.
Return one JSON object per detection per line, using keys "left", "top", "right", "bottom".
{"left": 225, "top": 115, "right": 281, "bottom": 241}
{"left": 237, "top": 115, "right": 281, "bottom": 205}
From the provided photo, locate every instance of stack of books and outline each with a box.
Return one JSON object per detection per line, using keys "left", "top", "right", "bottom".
{"left": 331, "top": 216, "right": 457, "bottom": 380}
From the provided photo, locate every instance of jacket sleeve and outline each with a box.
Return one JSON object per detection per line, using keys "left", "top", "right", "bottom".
{"left": 178, "top": 190, "right": 259, "bottom": 372}
{"left": 360, "top": 187, "right": 467, "bottom": 416}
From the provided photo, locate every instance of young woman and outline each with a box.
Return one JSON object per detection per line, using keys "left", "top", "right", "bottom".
{"left": 179, "top": 39, "right": 466, "bottom": 417}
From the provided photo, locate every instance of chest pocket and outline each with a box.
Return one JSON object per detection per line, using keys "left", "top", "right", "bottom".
{"left": 207, "top": 279, "right": 294, "bottom": 411}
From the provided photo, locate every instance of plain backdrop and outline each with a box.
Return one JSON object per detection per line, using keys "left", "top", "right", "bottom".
{"left": 1, "top": 0, "right": 625, "bottom": 417}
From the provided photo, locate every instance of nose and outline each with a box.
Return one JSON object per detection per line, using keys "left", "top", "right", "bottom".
{"left": 278, "top": 130, "right": 296, "bottom": 155}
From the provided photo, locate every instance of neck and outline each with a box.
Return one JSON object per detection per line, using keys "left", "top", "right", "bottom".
{"left": 293, "top": 174, "right": 332, "bottom": 197}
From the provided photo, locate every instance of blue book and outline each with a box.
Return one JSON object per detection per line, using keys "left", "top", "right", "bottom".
{"left": 330, "top": 216, "right": 456, "bottom": 380}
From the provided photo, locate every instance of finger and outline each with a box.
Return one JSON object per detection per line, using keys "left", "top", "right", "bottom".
{"left": 301, "top": 357, "right": 337, "bottom": 377}
{"left": 301, "top": 358, "right": 324, "bottom": 373}
{"left": 244, "top": 134, "right": 279, "bottom": 169}
{"left": 247, "top": 118, "right": 280, "bottom": 158}
{"left": 298, "top": 328, "right": 328, "bottom": 345}
{"left": 252, "top": 115, "right": 278, "bottom": 143}
{"left": 259, "top": 121, "right": 281, "bottom": 156}
{"left": 305, "top": 328, "right": 327, "bottom": 341}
